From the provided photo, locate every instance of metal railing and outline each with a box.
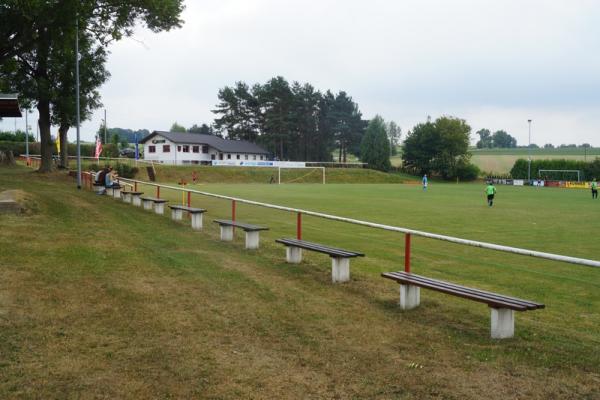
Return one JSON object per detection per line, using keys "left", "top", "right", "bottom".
{"left": 115, "top": 176, "right": 600, "bottom": 269}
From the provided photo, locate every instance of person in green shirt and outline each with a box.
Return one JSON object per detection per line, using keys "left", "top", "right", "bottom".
{"left": 485, "top": 182, "right": 497, "bottom": 207}
{"left": 592, "top": 178, "right": 598, "bottom": 199}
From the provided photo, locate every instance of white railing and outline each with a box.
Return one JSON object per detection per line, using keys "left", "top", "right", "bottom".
{"left": 117, "top": 177, "right": 600, "bottom": 269}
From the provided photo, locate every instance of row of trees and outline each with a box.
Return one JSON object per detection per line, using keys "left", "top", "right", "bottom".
{"left": 510, "top": 158, "right": 600, "bottom": 180}
{"left": 0, "top": 1, "right": 184, "bottom": 171}
{"left": 211, "top": 77, "right": 366, "bottom": 162}
{"left": 475, "top": 129, "right": 518, "bottom": 148}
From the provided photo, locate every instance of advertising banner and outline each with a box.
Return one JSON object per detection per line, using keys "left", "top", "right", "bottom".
{"left": 211, "top": 160, "right": 306, "bottom": 168}
{"left": 513, "top": 179, "right": 524, "bottom": 186}
{"left": 565, "top": 181, "right": 590, "bottom": 189}
{"left": 545, "top": 181, "right": 560, "bottom": 187}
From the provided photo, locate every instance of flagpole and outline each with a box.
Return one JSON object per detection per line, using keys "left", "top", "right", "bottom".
{"left": 75, "top": 15, "right": 82, "bottom": 189}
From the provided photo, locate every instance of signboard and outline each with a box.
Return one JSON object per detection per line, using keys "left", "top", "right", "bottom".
{"left": 513, "top": 180, "right": 524, "bottom": 186}
{"left": 211, "top": 160, "right": 306, "bottom": 168}
{"left": 565, "top": 181, "right": 589, "bottom": 189}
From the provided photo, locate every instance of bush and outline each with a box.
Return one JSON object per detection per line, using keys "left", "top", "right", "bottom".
{"left": 455, "top": 162, "right": 480, "bottom": 181}
{"left": 114, "top": 163, "right": 138, "bottom": 179}
{"left": 510, "top": 158, "right": 600, "bottom": 180}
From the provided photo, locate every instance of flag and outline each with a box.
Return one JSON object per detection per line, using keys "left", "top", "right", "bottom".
{"left": 55, "top": 133, "right": 61, "bottom": 155}
{"left": 134, "top": 133, "right": 139, "bottom": 160}
{"left": 95, "top": 137, "right": 103, "bottom": 159}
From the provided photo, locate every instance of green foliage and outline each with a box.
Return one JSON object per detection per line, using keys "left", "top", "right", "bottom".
{"left": 188, "top": 124, "right": 214, "bottom": 135}
{"left": 386, "top": 121, "right": 401, "bottom": 156}
{"left": 360, "top": 116, "right": 391, "bottom": 171}
{"left": 476, "top": 129, "right": 492, "bottom": 149}
{"left": 455, "top": 162, "right": 480, "bottom": 181}
{"left": 402, "top": 116, "right": 471, "bottom": 179}
{"left": 510, "top": 158, "right": 600, "bottom": 180}
{"left": 476, "top": 128, "right": 517, "bottom": 148}
{"left": 170, "top": 122, "right": 187, "bottom": 133}
{"left": 0, "top": 141, "right": 118, "bottom": 158}
{"left": 114, "top": 163, "right": 138, "bottom": 179}
{"left": 213, "top": 76, "right": 365, "bottom": 162}
{"left": 0, "top": 130, "right": 35, "bottom": 142}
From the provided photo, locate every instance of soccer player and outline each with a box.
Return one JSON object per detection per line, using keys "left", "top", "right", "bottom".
{"left": 422, "top": 174, "right": 428, "bottom": 191}
{"left": 485, "top": 181, "right": 497, "bottom": 207}
{"left": 592, "top": 178, "right": 598, "bottom": 199}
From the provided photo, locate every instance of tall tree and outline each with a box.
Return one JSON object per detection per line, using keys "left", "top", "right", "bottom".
{"left": 403, "top": 116, "right": 471, "bottom": 178}
{"left": 256, "top": 76, "right": 293, "bottom": 159}
{"left": 386, "top": 121, "right": 401, "bottom": 156}
{"left": 476, "top": 128, "right": 492, "bottom": 148}
{"left": 170, "top": 122, "right": 186, "bottom": 132}
{"left": 491, "top": 130, "right": 517, "bottom": 148}
{"left": 360, "top": 115, "right": 391, "bottom": 171}
{"left": 0, "top": 1, "right": 184, "bottom": 172}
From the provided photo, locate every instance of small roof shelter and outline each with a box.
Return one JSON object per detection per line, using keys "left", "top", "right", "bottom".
{"left": 0, "top": 93, "right": 22, "bottom": 118}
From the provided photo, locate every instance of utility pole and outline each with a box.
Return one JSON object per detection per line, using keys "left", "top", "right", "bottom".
{"left": 527, "top": 119, "right": 532, "bottom": 183}
{"left": 25, "top": 109, "right": 29, "bottom": 159}
{"left": 75, "top": 16, "right": 82, "bottom": 189}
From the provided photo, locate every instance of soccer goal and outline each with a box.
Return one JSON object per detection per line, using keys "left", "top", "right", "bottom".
{"left": 538, "top": 169, "right": 582, "bottom": 182}
{"left": 277, "top": 166, "right": 326, "bottom": 184}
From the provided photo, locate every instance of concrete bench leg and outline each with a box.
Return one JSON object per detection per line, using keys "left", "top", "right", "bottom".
{"left": 171, "top": 209, "right": 183, "bottom": 221}
{"left": 132, "top": 196, "right": 142, "bottom": 207}
{"left": 286, "top": 246, "right": 302, "bottom": 263}
{"left": 220, "top": 225, "right": 234, "bottom": 241}
{"left": 491, "top": 308, "right": 514, "bottom": 339}
{"left": 399, "top": 284, "right": 420, "bottom": 310}
{"left": 106, "top": 188, "right": 114, "bottom": 197}
{"left": 245, "top": 231, "right": 260, "bottom": 249}
{"left": 94, "top": 186, "right": 104, "bottom": 194}
{"left": 142, "top": 200, "right": 153, "bottom": 210}
{"left": 154, "top": 203, "right": 165, "bottom": 215}
{"left": 113, "top": 188, "right": 121, "bottom": 199}
{"left": 331, "top": 257, "right": 350, "bottom": 283}
{"left": 122, "top": 193, "right": 131, "bottom": 203}
{"left": 191, "top": 213, "right": 203, "bottom": 230}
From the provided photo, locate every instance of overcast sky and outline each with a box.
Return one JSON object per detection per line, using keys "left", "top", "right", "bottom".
{"left": 4, "top": 0, "right": 600, "bottom": 145}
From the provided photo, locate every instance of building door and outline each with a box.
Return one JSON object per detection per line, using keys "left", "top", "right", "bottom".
{"left": 211, "top": 154, "right": 216, "bottom": 160}
{"left": 219, "top": 153, "right": 223, "bottom": 160}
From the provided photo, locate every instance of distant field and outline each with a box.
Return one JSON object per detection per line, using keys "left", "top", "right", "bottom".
{"left": 2, "top": 165, "right": 599, "bottom": 398}
{"left": 470, "top": 147, "right": 600, "bottom": 156}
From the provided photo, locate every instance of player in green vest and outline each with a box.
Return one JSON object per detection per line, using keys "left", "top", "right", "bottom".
{"left": 485, "top": 182, "right": 497, "bottom": 207}
{"left": 592, "top": 178, "right": 598, "bottom": 199}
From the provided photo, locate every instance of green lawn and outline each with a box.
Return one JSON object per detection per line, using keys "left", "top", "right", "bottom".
{"left": 1, "top": 165, "right": 599, "bottom": 399}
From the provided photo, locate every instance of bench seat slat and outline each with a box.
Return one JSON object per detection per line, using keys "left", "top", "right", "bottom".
{"left": 122, "top": 191, "right": 143, "bottom": 195}
{"left": 382, "top": 271, "right": 544, "bottom": 311}
{"left": 276, "top": 238, "right": 364, "bottom": 258}
{"left": 384, "top": 272, "right": 544, "bottom": 310}
{"left": 140, "top": 197, "right": 168, "bottom": 203}
{"left": 169, "top": 205, "right": 206, "bottom": 213}
{"left": 213, "top": 219, "right": 268, "bottom": 231}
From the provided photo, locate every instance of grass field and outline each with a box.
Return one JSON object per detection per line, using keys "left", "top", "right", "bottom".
{"left": 1, "top": 165, "right": 599, "bottom": 399}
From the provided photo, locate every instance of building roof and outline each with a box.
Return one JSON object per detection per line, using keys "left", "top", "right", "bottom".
{"left": 141, "top": 131, "right": 270, "bottom": 154}
{"left": 0, "top": 94, "right": 22, "bottom": 118}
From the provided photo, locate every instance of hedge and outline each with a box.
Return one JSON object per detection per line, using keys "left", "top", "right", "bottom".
{"left": 510, "top": 158, "right": 600, "bottom": 180}
{"left": 0, "top": 141, "right": 119, "bottom": 158}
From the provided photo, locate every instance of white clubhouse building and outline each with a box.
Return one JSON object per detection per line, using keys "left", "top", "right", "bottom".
{"left": 140, "top": 131, "right": 270, "bottom": 165}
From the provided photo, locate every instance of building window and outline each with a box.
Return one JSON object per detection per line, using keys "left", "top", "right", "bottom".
{"left": 182, "top": 145, "right": 190, "bottom": 153}
{"left": 163, "top": 145, "right": 170, "bottom": 152}
{"left": 253, "top": 155, "right": 256, "bottom": 160}
{"left": 244, "top": 154, "right": 248, "bottom": 160}
{"left": 236, "top": 154, "right": 240, "bottom": 160}
{"left": 177, "top": 146, "right": 181, "bottom": 152}
{"left": 202, "top": 145, "right": 209, "bottom": 154}
{"left": 148, "top": 145, "right": 156, "bottom": 153}
{"left": 260, "top": 155, "right": 264, "bottom": 160}
{"left": 227, "top": 154, "right": 231, "bottom": 159}
{"left": 192, "top": 145, "right": 200, "bottom": 153}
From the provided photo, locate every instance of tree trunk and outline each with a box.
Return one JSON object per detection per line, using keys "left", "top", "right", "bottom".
{"left": 59, "top": 125, "right": 69, "bottom": 169}
{"left": 36, "top": 28, "right": 53, "bottom": 173}
{"left": 343, "top": 142, "right": 347, "bottom": 163}
{"left": 338, "top": 144, "right": 342, "bottom": 163}
{"left": 37, "top": 99, "right": 53, "bottom": 172}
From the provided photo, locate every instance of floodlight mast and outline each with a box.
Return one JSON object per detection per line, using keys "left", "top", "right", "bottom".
{"left": 527, "top": 119, "right": 532, "bottom": 184}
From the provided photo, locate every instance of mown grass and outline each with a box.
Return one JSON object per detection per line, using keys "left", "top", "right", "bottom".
{"left": 1, "top": 165, "right": 599, "bottom": 399}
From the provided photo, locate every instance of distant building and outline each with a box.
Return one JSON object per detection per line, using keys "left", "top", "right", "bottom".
{"left": 140, "top": 131, "right": 270, "bottom": 165}
{"left": 0, "top": 94, "right": 22, "bottom": 117}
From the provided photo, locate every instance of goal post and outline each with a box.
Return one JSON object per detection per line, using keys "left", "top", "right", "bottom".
{"left": 277, "top": 166, "right": 325, "bottom": 184}
{"left": 538, "top": 169, "right": 581, "bottom": 182}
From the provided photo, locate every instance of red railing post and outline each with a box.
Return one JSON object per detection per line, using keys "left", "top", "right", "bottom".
{"left": 134, "top": 182, "right": 138, "bottom": 191}
{"left": 297, "top": 212, "right": 302, "bottom": 240}
{"left": 156, "top": 186, "right": 160, "bottom": 199}
{"left": 405, "top": 233, "right": 411, "bottom": 273}
{"left": 187, "top": 191, "right": 191, "bottom": 207}
{"left": 232, "top": 200, "right": 236, "bottom": 222}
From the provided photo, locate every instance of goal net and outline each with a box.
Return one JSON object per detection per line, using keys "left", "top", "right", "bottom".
{"left": 538, "top": 169, "right": 581, "bottom": 182}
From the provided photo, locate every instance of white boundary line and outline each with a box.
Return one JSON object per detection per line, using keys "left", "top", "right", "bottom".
{"left": 118, "top": 177, "right": 600, "bottom": 269}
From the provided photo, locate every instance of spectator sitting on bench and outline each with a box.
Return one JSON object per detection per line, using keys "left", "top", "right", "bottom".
{"left": 104, "top": 167, "right": 119, "bottom": 188}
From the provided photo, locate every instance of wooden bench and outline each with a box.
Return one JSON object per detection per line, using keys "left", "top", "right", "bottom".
{"left": 140, "top": 197, "right": 168, "bottom": 215}
{"left": 169, "top": 205, "right": 207, "bottom": 230}
{"left": 106, "top": 184, "right": 122, "bottom": 198}
{"left": 381, "top": 271, "right": 545, "bottom": 339}
{"left": 92, "top": 182, "right": 105, "bottom": 194}
{"left": 213, "top": 219, "right": 268, "bottom": 249}
{"left": 275, "top": 238, "right": 365, "bottom": 283}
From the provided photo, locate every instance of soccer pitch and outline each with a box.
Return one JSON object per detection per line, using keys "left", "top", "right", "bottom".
{"left": 2, "top": 167, "right": 599, "bottom": 398}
